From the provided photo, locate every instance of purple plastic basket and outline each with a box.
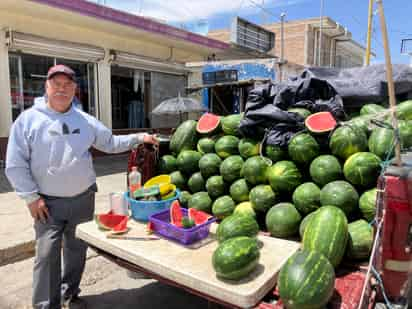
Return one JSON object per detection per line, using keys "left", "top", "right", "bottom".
{"left": 149, "top": 208, "right": 216, "bottom": 245}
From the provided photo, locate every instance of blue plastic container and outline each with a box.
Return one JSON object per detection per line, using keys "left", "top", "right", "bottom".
{"left": 125, "top": 190, "right": 180, "bottom": 222}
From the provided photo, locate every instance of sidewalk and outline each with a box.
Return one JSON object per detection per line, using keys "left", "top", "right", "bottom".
{"left": 0, "top": 154, "right": 129, "bottom": 266}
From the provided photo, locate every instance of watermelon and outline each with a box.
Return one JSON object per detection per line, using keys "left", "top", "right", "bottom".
{"left": 305, "top": 111, "right": 337, "bottom": 133}
{"left": 249, "top": 185, "right": 276, "bottom": 212}
{"left": 215, "top": 135, "right": 240, "bottom": 159}
{"left": 242, "top": 156, "right": 269, "bottom": 185}
{"left": 368, "top": 127, "right": 395, "bottom": 159}
{"left": 95, "top": 212, "right": 128, "bottom": 231}
{"left": 360, "top": 103, "right": 385, "bottom": 116}
{"left": 220, "top": 155, "right": 244, "bottom": 183}
{"left": 320, "top": 180, "right": 359, "bottom": 215}
{"left": 177, "top": 150, "right": 202, "bottom": 175}
{"left": 199, "top": 153, "right": 222, "bottom": 179}
{"left": 212, "top": 236, "right": 260, "bottom": 280}
{"left": 221, "top": 114, "right": 242, "bottom": 136}
{"left": 267, "top": 161, "right": 302, "bottom": 194}
{"left": 179, "top": 191, "right": 191, "bottom": 208}
{"left": 299, "top": 211, "right": 317, "bottom": 239}
{"left": 234, "top": 202, "right": 256, "bottom": 218}
{"left": 188, "top": 208, "right": 212, "bottom": 225}
{"left": 212, "top": 195, "right": 236, "bottom": 219}
{"left": 278, "top": 249, "right": 335, "bottom": 309}
{"left": 309, "top": 155, "right": 343, "bottom": 187}
{"left": 399, "top": 120, "right": 412, "bottom": 149}
{"left": 196, "top": 113, "right": 220, "bottom": 134}
{"left": 292, "top": 182, "right": 321, "bottom": 215}
{"left": 266, "top": 203, "right": 302, "bottom": 238}
{"left": 188, "top": 192, "right": 212, "bottom": 213}
{"left": 346, "top": 219, "right": 374, "bottom": 260}
{"left": 265, "top": 144, "right": 286, "bottom": 163}
{"left": 216, "top": 214, "right": 259, "bottom": 243}
{"left": 158, "top": 155, "right": 177, "bottom": 174}
{"left": 187, "top": 172, "right": 205, "bottom": 193}
{"left": 206, "top": 175, "right": 227, "bottom": 199}
{"left": 329, "top": 125, "right": 368, "bottom": 160}
{"left": 395, "top": 100, "right": 412, "bottom": 120}
{"left": 343, "top": 152, "right": 382, "bottom": 188}
{"left": 238, "top": 138, "right": 260, "bottom": 158}
{"left": 170, "top": 171, "right": 187, "bottom": 190}
{"left": 303, "top": 205, "right": 349, "bottom": 268}
{"left": 347, "top": 116, "right": 370, "bottom": 135}
{"left": 111, "top": 216, "right": 129, "bottom": 234}
{"left": 288, "top": 133, "right": 320, "bottom": 165}
{"left": 229, "top": 179, "right": 250, "bottom": 203}
{"left": 170, "top": 200, "right": 183, "bottom": 227}
{"left": 287, "top": 107, "right": 312, "bottom": 119}
{"left": 359, "top": 188, "right": 377, "bottom": 222}
{"left": 169, "top": 120, "right": 198, "bottom": 154}
{"left": 197, "top": 137, "right": 216, "bottom": 154}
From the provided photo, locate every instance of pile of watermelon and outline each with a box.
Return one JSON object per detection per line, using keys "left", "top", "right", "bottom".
{"left": 157, "top": 101, "right": 412, "bottom": 294}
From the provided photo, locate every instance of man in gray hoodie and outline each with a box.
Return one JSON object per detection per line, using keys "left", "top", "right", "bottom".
{"left": 5, "top": 64, "right": 158, "bottom": 309}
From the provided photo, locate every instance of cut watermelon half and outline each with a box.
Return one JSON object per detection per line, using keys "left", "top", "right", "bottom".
{"left": 188, "top": 208, "right": 212, "bottom": 225}
{"left": 305, "top": 111, "right": 337, "bottom": 133}
{"left": 111, "top": 217, "right": 129, "bottom": 234}
{"left": 196, "top": 113, "right": 221, "bottom": 134}
{"left": 170, "top": 200, "right": 183, "bottom": 227}
{"left": 95, "top": 212, "right": 128, "bottom": 231}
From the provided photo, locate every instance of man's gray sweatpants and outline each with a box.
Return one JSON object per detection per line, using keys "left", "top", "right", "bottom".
{"left": 33, "top": 184, "right": 97, "bottom": 309}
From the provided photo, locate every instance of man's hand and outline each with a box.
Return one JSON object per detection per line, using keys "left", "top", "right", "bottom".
{"left": 143, "top": 134, "right": 159, "bottom": 146}
{"left": 28, "top": 198, "right": 49, "bottom": 223}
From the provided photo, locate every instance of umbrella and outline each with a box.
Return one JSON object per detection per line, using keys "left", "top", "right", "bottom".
{"left": 151, "top": 93, "right": 207, "bottom": 122}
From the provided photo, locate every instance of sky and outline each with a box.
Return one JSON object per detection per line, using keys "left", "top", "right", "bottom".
{"left": 95, "top": 0, "right": 412, "bottom": 64}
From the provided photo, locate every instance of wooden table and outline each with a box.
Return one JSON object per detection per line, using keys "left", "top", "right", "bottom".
{"left": 76, "top": 220, "right": 300, "bottom": 308}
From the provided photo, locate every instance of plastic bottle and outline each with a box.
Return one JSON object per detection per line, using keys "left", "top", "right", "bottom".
{"left": 128, "top": 166, "right": 141, "bottom": 195}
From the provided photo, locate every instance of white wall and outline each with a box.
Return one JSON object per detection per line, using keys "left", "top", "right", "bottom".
{"left": 0, "top": 30, "right": 12, "bottom": 137}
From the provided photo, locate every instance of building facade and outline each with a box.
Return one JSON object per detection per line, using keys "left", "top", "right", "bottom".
{"left": 208, "top": 17, "right": 366, "bottom": 69}
{"left": 0, "top": 0, "right": 229, "bottom": 162}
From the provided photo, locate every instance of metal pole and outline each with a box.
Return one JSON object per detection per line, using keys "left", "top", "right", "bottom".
{"left": 365, "top": 0, "right": 374, "bottom": 65}
{"left": 376, "top": 0, "right": 402, "bottom": 166}
{"left": 318, "top": 0, "right": 324, "bottom": 66}
{"left": 279, "top": 12, "right": 286, "bottom": 81}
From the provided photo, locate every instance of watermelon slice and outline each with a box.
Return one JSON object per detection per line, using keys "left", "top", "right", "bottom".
{"left": 111, "top": 217, "right": 129, "bottom": 234}
{"left": 196, "top": 113, "right": 220, "bottom": 134}
{"left": 95, "top": 212, "right": 128, "bottom": 231}
{"left": 305, "top": 111, "right": 337, "bottom": 133}
{"left": 188, "top": 208, "right": 212, "bottom": 225}
{"left": 170, "top": 200, "right": 183, "bottom": 227}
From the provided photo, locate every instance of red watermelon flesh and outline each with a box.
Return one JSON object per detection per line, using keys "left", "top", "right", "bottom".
{"left": 196, "top": 113, "right": 220, "bottom": 134}
{"left": 188, "top": 208, "right": 212, "bottom": 225}
{"left": 111, "top": 217, "right": 129, "bottom": 234}
{"left": 95, "top": 212, "right": 128, "bottom": 230}
{"left": 305, "top": 111, "right": 337, "bottom": 133}
{"left": 170, "top": 200, "right": 183, "bottom": 227}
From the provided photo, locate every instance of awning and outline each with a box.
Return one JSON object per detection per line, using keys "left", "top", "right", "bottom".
{"left": 187, "top": 78, "right": 271, "bottom": 91}
{"left": 5, "top": 30, "right": 105, "bottom": 62}
{"left": 113, "top": 51, "right": 190, "bottom": 76}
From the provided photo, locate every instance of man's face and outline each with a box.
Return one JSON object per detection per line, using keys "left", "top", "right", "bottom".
{"left": 45, "top": 74, "right": 76, "bottom": 113}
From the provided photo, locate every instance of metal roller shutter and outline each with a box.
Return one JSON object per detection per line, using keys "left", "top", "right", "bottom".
{"left": 5, "top": 31, "right": 105, "bottom": 62}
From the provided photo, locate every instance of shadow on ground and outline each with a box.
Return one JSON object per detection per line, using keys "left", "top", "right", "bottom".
{"left": 82, "top": 281, "right": 212, "bottom": 309}
{"left": 0, "top": 154, "right": 129, "bottom": 194}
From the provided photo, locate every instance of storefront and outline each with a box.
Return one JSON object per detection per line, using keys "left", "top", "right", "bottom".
{"left": 0, "top": 0, "right": 229, "bottom": 162}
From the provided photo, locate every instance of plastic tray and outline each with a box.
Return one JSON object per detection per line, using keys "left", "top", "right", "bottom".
{"left": 149, "top": 208, "right": 216, "bottom": 245}
{"left": 125, "top": 190, "right": 180, "bottom": 222}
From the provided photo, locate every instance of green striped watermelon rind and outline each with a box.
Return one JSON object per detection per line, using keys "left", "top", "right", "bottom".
{"left": 278, "top": 249, "right": 335, "bottom": 309}
{"left": 212, "top": 236, "right": 260, "bottom": 280}
{"left": 219, "top": 155, "right": 244, "bottom": 183}
{"left": 267, "top": 160, "right": 302, "bottom": 194}
{"left": 303, "top": 205, "right": 349, "bottom": 268}
{"left": 346, "top": 219, "right": 374, "bottom": 260}
{"left": 320, "top": 180, "right": 359, "bottom": 215}
{"left": 242, "top": 156, "right": 270, "bottom": 185}
{"left": 288, "top": 133, "right": 320, "bottom": 165}
{"left": 343, "top": 152, "right": 382, "bottom": 188}
{"left": 212, "top": 195, "right": 236, "bottom": 219}
{"left": 216, "top": 214, "right": 259, "bottom": 243}
{"left": 265, "top": 203, "right": 302, "bottom": 238}
{"left": 249, "top": 185, "right": 276, "bottom": 212}
{"left": 292, "top": 182, "right": 321, "bottom": 215}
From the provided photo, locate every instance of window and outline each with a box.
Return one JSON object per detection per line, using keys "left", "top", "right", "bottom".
{"left": 8, "top": 53, "right": 96, "bottom": 120}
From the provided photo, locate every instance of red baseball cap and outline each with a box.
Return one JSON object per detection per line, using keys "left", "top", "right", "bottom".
{"left": 47, "top": 64, "right": 76, "bottom": 81}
